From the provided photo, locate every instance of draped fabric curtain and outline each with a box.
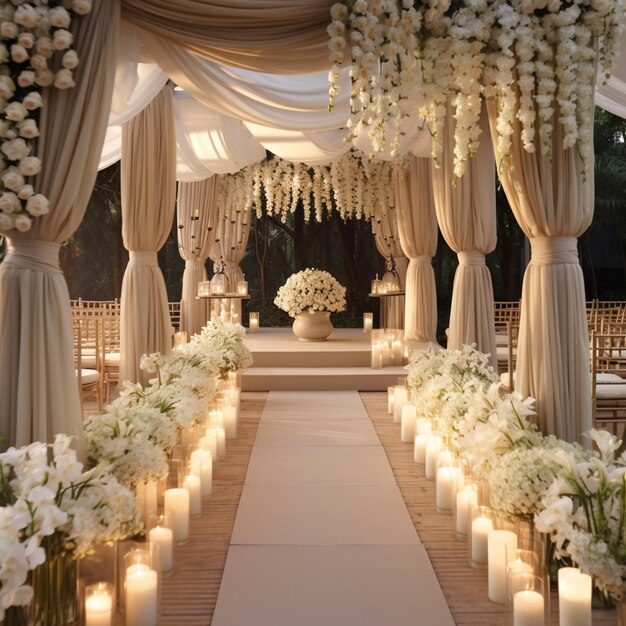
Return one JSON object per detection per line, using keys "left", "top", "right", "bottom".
{"left": 371, "top": 206, "right": 406, "bottom": 329}
{"left": 432, "top": 102, "right": 498, "bottom": 370}
{"left": 177, "top": 178, "right": 221, "bottom": 335}
{"left": 395, "top": 156, "right": 438, "bottom": 345}
{"left": 486, "top": 99, "right": 593, "bottom": 441}
{"left": 0, "top": 1, "right": 120, "bottom": 449}
{"left": 121, "top": 0, "right": 334, "bottom": 74}
{"left": 120, "top": 85, "right": 177, "bottom": 386}
{"left": 209, "top": 200, "right": 252, "bottom": 321}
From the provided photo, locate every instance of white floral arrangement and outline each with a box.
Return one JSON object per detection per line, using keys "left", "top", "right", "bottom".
{"left": 327, "top": 0, "right": 625, "bottom": 177}
{"left": 219, "top": 149, "right": 397, "bottom": 224}
{"left": 0, "top": 0, "right": 92, "bottom": 232}
{"left": 0, "top": 434, "right": 140, "bottom": 618}
{"left": 274, "top": 268, "right": 347, "bottom": 318}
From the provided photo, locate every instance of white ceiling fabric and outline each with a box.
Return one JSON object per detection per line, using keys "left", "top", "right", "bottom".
{"left": 100, "top": 24, "right": 626, "bottom": 178}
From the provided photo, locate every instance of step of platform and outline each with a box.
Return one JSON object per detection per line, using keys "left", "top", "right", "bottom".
{"left": 241, "top": 366, "right": 407, "bottom": 392}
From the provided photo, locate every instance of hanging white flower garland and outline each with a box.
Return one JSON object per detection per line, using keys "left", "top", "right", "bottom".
{"left": 0, "top": 0, "right": 91, "bottom": 233}
{"left": 328, "top": 0, "right": 624, "bottom": 177}
{"left": 219, "top": 150, "right": 399, "bottom": 224}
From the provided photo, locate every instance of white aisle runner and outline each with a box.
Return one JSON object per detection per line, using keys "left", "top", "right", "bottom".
{"left": 212, "top": 391, "right": 454, "bottom": 626}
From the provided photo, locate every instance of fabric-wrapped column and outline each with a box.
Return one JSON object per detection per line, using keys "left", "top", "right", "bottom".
{"left": 120, "top": 86, "right": 177, "bottom": 385}
{"left": 432, "top": 102, "right": 498, "bottom": 369}
{"left": 395, "top": 156, "right": 438, "bottom": 346}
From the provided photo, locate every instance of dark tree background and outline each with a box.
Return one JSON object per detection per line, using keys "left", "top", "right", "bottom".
{"left": 9, "top": 108, "right": 618, "bottom": 334}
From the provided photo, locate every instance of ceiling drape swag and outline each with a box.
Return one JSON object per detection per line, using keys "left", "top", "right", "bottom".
{"left": 177, "top": 178, "right": 221, "bottom": 335}
{"left": 395, "top": 156, "right": 439, "bottom": 345}
{"left": 371, "top": 206, "right": 406, "bottom": 329}
{"left": 0, "top": 1, "right": 119, "bottom": 451}
{"left": 121, "top": 0, "right": 334, "bottom": 74}
{"left": 209, "top": 201, "right": 251, "bottom": 321}
{"left": 432, "top": 102, "right": 498, "bottom": 369}
{"left": 486, "top": 99, "right": 593, "bottom": 442}
{"left": 120, "top": 85, "right": 177, "bottom": 386}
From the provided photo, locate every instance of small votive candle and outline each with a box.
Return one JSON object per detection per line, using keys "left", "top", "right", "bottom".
{"left": 148, "top": 514, "right": 174, "bottom": 573}
{"left": 363, "top": 312, "right": 373, "bottom": 333}
{"left": 400, "top": 404, "right": 417, "bottom": 442}
{"left": 85, "top": 582, "right": 113, "bottom": 626}
{"left": 164, "top": 488, "right": 190, "bottom": 543}
{"left": 469, "top": 505, "right": 494, "bottom": 568}
{"left": 488, "top": 529, "right": 517, "bottom": 604}
{"left": 558, "top": 567, "right": 591, "bottom": 626}
{"left": 249, "top": 312, "right": 259, "bottom": 331}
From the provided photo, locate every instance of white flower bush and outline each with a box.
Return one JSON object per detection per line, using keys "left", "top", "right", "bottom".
{"left": 0, "top": 434, "right": 139, "bottom": 616}
{"left": 274, "top": 268, "right": 347, "bottom": 318}
{"left": 328, "top": 0, "right": 625, "bottom": 177}
{"left": 0, "top": 0, "right": 92, "bottom": 231}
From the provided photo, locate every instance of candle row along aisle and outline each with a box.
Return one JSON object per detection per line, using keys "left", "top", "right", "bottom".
{"left": 0, "top": 319, "right": 252, "bottom": 626}
{"left": 390, "top": 344, "right": 626, "bottom": 625}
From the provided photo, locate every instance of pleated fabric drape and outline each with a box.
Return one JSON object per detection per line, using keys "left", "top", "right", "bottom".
{"left": 395, "top": 156, "right": 438, "bottom": 345}
{"left": 432, "top": 103, "right": 498, "bottom": 369}
{"left": 120, "top": 85, "right": 177, "bottom": 386}
{"left": 121, "top": 0, "right": 334, "bottom": 74}
{"left": 177, "top": 178, "right": 221, "bottom": 335}
{"left": 371, "top": 205, "right": 407, "bottom": 329}
{"left": 0, "top": 1, "right": 119, "bottom": 450}
{"left": 208, "top": 201, "right": 252, "bottom": 321}
{"left": 486, "top": 99, "right": 594, "bottom": 441}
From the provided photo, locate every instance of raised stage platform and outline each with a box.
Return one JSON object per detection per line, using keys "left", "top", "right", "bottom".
{"left": 242, "top": 328, "right": 407, "bottom": 392}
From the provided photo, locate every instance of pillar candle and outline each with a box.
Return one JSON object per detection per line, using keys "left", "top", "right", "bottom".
{"left": 514, "top": 590, "right": 544, "bottom": 626}
{"left": 416, "top": 417, "right": 431, "bottom": 436}
{"left": 125, "top": 564, "right": 158, "bottom": 626}
{"left": 371, "top": 343, "right": 382, "bottom": 369}
{"left": 400, "top": 404, "right": 417, "bottom": 442}
{"left": 393, "top": 386, "right": 408, "bottom": 424}
{"left": 363, "top": 313, "right": 373, "bottom": 333}
{"left": 414, "top": 434, "right": 428, "bottom": 464}
{"left": 148, "top": 525, "right": 173, "bottom": 573}
{"left": 136, "top": 480, "right": 158, "bottom": 527}
{"left": 558, "top": 568, "right": 591, "bottom": 626}
{"left": 216, "top": 426, "right": 226, "bottom": 459}
{"left": 202, "top": 429, "right": 218, "bottom": 459}
{"left": 190, "top": 448, "right": 213, "bottom": 497}
{"left": 223, "top": 404, "right": 237, "bottom": 439}
{"left": 424, "top": 435, "right": 442, "bottom": 480}
{"left": 381, "top": 341, "right": 391, "bottom": 367}
{"left": 183, "top": 473, "right": 202, "bottom": 516}
{"left": 387, "top": 386, "right": 395, "bottom": 415}
{"left": 85, "top": 587, "right": 113, "bottom": 626}
{"left": 455, "top": 485, "right": 478, "bottom": 536}
{"left": 436, "top": 466, "right": 462, "bottom": 513}
{"left": 488, "top": 530, "right": 517, "bottom": 603}
{"left": 471, "top": 516, "right": 494, "bottom": 565}
{"left": 164, "top": 488, "right": 189, "bottom": 543}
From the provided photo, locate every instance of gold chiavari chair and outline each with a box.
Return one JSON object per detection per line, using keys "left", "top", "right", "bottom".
{"left": 494, "top": 301, "right": 520, "bottom": 375}
{"left": 73, "top": 316, "right": 102, "bottom": 414}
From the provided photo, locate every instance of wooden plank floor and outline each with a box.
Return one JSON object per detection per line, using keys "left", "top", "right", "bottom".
{"left": 360, "top": 391, "right": 616, "bottom": 626}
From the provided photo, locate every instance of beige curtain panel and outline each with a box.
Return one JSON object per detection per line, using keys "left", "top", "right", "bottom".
{"left": 121, "top": 0, "right": 333, "bottom": 74}
{"left": 487, "top": 99, "right": 594, "bottom": 442}
{"left": 0, "top": 1, "right": 119, "bottom": 450}
{"left": 432, "top": 103, "right": 498, "bottom": 369}
{"left": 395, "top": 156, "right": 439, "bottom": 345}
{"left": 177, "top": 178, "right": 221, "bottom": 335}
{"left": 120, "top": 85, "right": 177, "bottom": 386}
{"left": 209, "top": 200, "right": 251, "bottom": 321}
{"left": 372, "top": 205, "right": 407, "bottom": 329}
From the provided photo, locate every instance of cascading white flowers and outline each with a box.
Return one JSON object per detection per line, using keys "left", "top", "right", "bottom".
{"left": 274, "top": 268, "right": 347, "bottom": 318}
{"left": 219, "top": 150, "right": 398, "bottom": 224}
{"left": 0, "top": 0, "right": 91, "bottom": 232}
{"left": 328, "top": 0, "right": 625, "bottom": 177}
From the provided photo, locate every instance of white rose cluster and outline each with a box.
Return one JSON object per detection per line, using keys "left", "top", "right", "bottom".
{"left": 0, "top": 0, "right": 92, "bottom": 231}
{"left": 274, "top": 268, "right": 347, "bottom": 318}
{"left": 328, "top": 0, "right": 625, "bottom": 177}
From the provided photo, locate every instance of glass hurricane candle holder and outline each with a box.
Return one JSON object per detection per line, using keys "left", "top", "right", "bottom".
{"left": 363, "top": 312, "right": 374, "bottom": 333}
{"left": 435, "top": 458, "right": 463, "bottom": 515}
{"left": 505, "top": 573, "right": 547, "bottom": 626}
{"left": 84, "top": 582, "right": 114, "bottom": 626}
{"left": 248, "top": 311, "right": 259, "bottom": 332}
{"left": 236, "top": 279, "right": 248, "bottom": 296}
{"left": 148, "top": 514, "right": 174, "bottom": 575}
{"left": 454, "top": 481, "right": 478, "bottom": 540}
{"left": 123, "top": 548, "right": 160, "bottom": 626}
{"left": 469, "top": 505, "right": 495, "bottom": 569}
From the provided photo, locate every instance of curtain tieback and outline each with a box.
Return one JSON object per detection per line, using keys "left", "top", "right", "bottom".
{"left": 129, "top": 250, "right": 158, "bottom": 267}
{"left": 3, "top": 237, "right": 61, "bottom": 273}
{"left": 413, "top": 255, "right": 431, "bottom": 265}
{"left": 457, "top": 251, "right": 485, "bottom": 266}
{"left": 530, "top": 236, "right": 578, "bottom": 265}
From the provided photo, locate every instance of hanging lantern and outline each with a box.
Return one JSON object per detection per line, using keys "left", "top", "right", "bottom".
{"left": 211, "top": 259, "right": 230, "bottom": 295}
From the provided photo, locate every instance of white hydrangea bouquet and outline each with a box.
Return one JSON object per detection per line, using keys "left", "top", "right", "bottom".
{"left": 274, "top": 268, "right": 346, "bottom": 318}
